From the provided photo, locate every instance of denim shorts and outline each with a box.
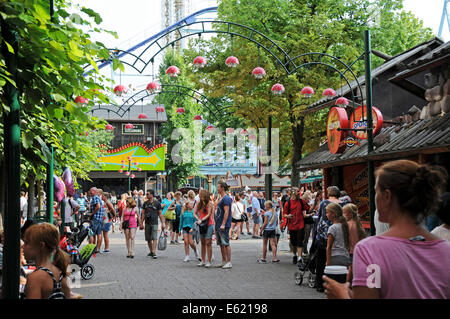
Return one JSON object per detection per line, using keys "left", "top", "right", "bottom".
{"left": 200, "top": 225, "right": 214, "bottom": 239}
{"left": 182, "top": 227, "right": 192, "bottom": 235}
{"left": 102, "top": 222, "right": 112, "bottom": 232}
{"left": 145, "top": 224, "right": 158, "bottom": 241}
{"left": 215, "top": 228, "right": 230, "bottom": 246}
{"left": 90, "top": 219, "right": 102, "bottom": 236}
{"left": 252, "top": 214, "right": 261, "bottom": 224}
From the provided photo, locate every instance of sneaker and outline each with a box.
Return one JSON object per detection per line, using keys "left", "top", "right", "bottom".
{"left": 183, "top": 256, "right": 190, "bottom": 262}
{"left": 257, "top": 259, "right": 267, "bottom": 264}
{"left": 197, "top": 261, "right": 205, "bottom": 267}
{"left": 152, "top": 255, "right": 158, "bottom": 259}
{"left": 292, "top": 256, "right": 298, "bottom": 264}
{"left": 222, "top": 262, "right": 232, "bottom": 269}
{"left": 102, "top": 249, "right": 109, "bottom": 253}
{"left": 170, "top": 240, "right": 175, "bottom": 245}
{"left": 147, "top": 252, "right": 154, "bottom": 258}
{"left": 271, "top": 259, "right": 280, "bottom": 263}
{"left": 214, "top": 262, "right": 226, "bottom": 268}
{"left": 204, "top": 262, "right": 212, "bottom": 268}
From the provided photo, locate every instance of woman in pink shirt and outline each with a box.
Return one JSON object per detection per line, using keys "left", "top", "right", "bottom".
{"left": 120, "top": 197, "right": 139, "bottom": 258}
{"left": 323, "top": 160, "right": 450, "bottom": 299}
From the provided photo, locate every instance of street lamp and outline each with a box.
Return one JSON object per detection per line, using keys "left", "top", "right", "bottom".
{"left": 119, "top": 157, "right": 140, "bottom": 192}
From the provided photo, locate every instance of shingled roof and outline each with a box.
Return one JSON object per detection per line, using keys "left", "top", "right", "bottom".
{"left": 297, "top": 113, "right": 450, "bottom": 170}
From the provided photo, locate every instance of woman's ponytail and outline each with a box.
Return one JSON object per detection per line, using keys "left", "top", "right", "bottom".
{"left": 53, "top": 247, "right": 70, "bottom": 277}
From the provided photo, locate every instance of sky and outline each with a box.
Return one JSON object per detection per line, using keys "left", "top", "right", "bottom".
{"left": 74, "top": 0, "right": 449, "bottom": 48}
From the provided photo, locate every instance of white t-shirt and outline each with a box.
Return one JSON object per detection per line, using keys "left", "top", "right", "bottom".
{"left": 431, "top": 225, "right": 450, "bottom": 242}
{"left": 231, "top": 201, "right": 244, "bottom": 219}
{"left": 20, "top": 196, "right": 27, "bottom": 211}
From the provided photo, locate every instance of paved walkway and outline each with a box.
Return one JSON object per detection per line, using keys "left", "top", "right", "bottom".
{"left": 71, "top": 222, "right": 324, "bottom": 299}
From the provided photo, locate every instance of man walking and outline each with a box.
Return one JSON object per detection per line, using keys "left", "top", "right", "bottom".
{"left": 141, "top": 189, "right": 165, "bottom": 259}
{"left": 214, "top": 181, "right": 233, "bottom": 269}
{"left": 251, "top": 191, "right": 262, "bottom": 239}
{"left": 88, "top": 187, "right": 104, "bottom": 254}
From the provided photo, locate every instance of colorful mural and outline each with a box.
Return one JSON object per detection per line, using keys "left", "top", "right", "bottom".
{"left": 93, "top": 142, "right": 166, "bottom": 171}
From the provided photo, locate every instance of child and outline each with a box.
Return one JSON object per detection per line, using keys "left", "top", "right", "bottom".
{"left": 343, "top": 203, "right": 366, "bottom": 282}
{"left": 325, "top": 203, "right": 350, "bottom": 267}
{"left": 258, "top": 201, "right": 280, "bottom": 263}
{"left": 179, "top": 200, "right": 200, "bottom": 262}
{"left": 23, "top": 223, "right": 71, "bottom": 299}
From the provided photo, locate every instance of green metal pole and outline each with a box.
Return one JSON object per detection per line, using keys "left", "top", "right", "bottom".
{"left": 1, "top": 17, "right": 21, "bottom": 299}
{"left": 265, "top": 116, "right": 273, "bottom": 200}
{"left": 364, "top": 30, "right": 376, "bottom": 236}
{"left": 46, "top": 146, "right": 54, "bottom": 224}
{"left": 128, "top": 160, "right": 131, "bottom": 193}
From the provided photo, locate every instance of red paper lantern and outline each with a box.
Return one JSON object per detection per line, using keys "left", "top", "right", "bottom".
{"left": 335, "top": 97, "right": 349, "bottom": 107}
{"left": 134, "top": 162, "right": 139, "bottom": 166}
{"left": 193, "top": 56, "right": 207, "bottom": 68}
{"left": 225, "top": 56, "right": 239, "bottom": 68}
{"left": 118, "top": 169, "right": 123, "bottom": 173}
{"left": 113, "top": 85, "right": 127, "bottom": 97}
{"left": 131, "top": 174, "right": 135, "bottom": 179}
{"left": 206, "top": 125, "right": 214, "bottom": 131}
{"left": 156, "top": 106, "right": 165, "bottom": 113}
{"left": 125, "top": 123, "right": 134, "bottom": 129}
{"left": 271, "top": 83, "right": 285, "bottom": 95}
{"left": 323, "top": 88, "right": 337, "bottom": 98}
{"left": 138, "top": 113, "right": 148, "bottom": 119}
{"left": 125, "top": 171, "right": 130, "bottom": 176}
{"left": 194, "top": 115, "right": 202, "bottom": 121}
{"left": 137, "top": 167, "right": 142, "bottom": 171}
{"left": 301, "top": 86, "right": 314, "bottom": 98}
{"left": 240, "top": 129, "right": 248, "bottom": 135}
{"left": 146, "top": 82, "right": 160, "bottom": 93}
{"left": 252, "top": 67, "right": 266, "bottom": 79}
{"left": 105, "top": 124, "right": 114, "bottom": 131}
{"left": 127, "top": 156, "right": 132, "bottom": 161}
{"left": 176, "top": 107, "right": 185, "bottom": 114}
{"left": 74, "top": 95, "right": 88, "bottom": 105}
{"left": 166, "top": 65, "right": 180, "bottom": 77}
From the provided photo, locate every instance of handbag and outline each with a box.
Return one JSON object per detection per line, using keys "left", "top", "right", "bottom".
{"left": 157, "top": 230, "right": 167, "bottom": 251}
{"left": 122, "top": 209, "right": 132, "bottom": 229}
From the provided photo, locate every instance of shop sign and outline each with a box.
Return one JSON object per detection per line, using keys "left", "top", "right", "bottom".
{"left": 327, "top": 107, "right": 349, "bottom": 154}
{"left": 349, "top": 105, "right": 383, "bottom": 139}
{"left": 122, "top": 123, "right": 144, "bottom": 135}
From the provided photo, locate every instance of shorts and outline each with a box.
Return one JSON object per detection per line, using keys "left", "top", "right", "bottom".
{"left": 182, "top": 227, "right": 192, "bottom": 235}
{"left": 252, "top": 214, "right": 261, "bottom": 224}
{"left": 145, "top": 224, "right": 158, "bottom": 242}
{"left": 215, "top": 228, "right": 230, "bottom": 246}
{"left": 289, "top": 229, "right": 305, "bottom": 248}
{"left": 102, "top": 222, "right": 112, "bottom": 232}
{"left": 173, "top": 218, "right": 180, "bottom": 232}
{"left": 90, "top": 219, "right": 102, "bottom": 236}
{"left": 262, "top": 229, "right": 276, "bottom": 239}
{"left": 231, "top": 217, "right": 242, "bottom": 223}
{"left": 200, "top": 225, "right": 214, "bottom": 239}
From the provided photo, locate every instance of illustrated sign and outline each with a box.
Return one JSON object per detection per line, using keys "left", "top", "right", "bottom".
{"left": 93, "top": 142, "right": 165, "bottom": 171}
{"left": 327, "top": 107, "right": 349, "bottom": 154}
{"left": 349, "top": 105, "right": 383, "bottom": 139}
{"left": 122, "top": 124, "right": 144, "bottom": 135}
{"left": 340, "top": 136, "right": 360, "bottom": 148}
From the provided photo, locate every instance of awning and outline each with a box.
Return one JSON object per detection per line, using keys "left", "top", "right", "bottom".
{"left": 299, "top": 176, "right": 323, "bottom": 184}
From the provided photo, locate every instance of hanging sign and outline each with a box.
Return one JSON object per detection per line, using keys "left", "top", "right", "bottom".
{"left": 349, "top": 105, "right": 383, "bottom": 139}
{"left": 122, "top": 123, "right": 144, "bottom": 135}
{"left": 340, "top": 136, "right": 361, "bottom": 148}
{"left": 327, "top": 107, "right": 349, "bottom": 154}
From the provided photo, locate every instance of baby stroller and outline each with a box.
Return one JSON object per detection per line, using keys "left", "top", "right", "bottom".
{"left": 60, "top": 218, "right": 96, "bottom": 280}
{"left": 294, "top": 249, "right": 317, "bottom": 288}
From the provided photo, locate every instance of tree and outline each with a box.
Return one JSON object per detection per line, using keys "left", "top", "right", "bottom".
{"left": 186, "top": 0, "right": 434, "bottom": 186}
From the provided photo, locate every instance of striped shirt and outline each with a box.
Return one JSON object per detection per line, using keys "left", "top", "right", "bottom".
{"left": 89, "top": 195, "right": 103, "bottom": 222}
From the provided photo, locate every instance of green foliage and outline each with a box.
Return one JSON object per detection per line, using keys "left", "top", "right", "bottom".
{"left": 0, "top": 0, "right": 122, "bottom": 186}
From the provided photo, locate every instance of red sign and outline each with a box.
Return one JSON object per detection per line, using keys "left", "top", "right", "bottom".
{"left": 327, "top": 107, "right": 349, "bottom": 154}
{"left": 349, "top": 105, "right": 383, "bottom": 139}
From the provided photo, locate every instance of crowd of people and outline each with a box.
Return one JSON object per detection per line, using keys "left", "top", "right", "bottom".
{"left": 1, "top": 159, "right": 449, "bottom": 299}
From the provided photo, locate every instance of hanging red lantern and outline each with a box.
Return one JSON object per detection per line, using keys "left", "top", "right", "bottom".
{"left": 335, "top": 97, "right": 349, "bottom": 107}
{"left": 301, "top": 86, "right": 314, "bottom": 98}
{"left": 225, "top": 56, "right": 239, "bottom": 68}
{"left": 194, "top": 115, "right": 202, "bottom": 121}
{"left": 146, "top": 82, "right": 160, "bottom": 93}
{"left": 131, "top": 174, "right": 135, "bottom": 179}
{"left": 226, "top": 128, "right": 234, "bottom": 134}
{"left": 271, "top": 83, "right": 285, "bottom": 95}
{"left": 125, "top": 171, "right": 130, "bottom": 176}
{"left": 137, "top": 167, "right": 142, "bottom": 172}
{"left": 193, "top": 56, "right": 207, "bottom": 68}
{"left": 176, "top": 107, "right": 185, "bottom": 114}
{"left": 121, "top": 160, "right": 125, "bottom": 163}
{"left": 125, "top": 123, "right": 134, "bottom": 129}
{"left": 206, "top": 125, "right": 214, "bottom": 131}
{"left": 74, "top": 95, "right": 88, "bottom": 105}
{"left": 166, "top": 65, "right": 180, "bottom": 77}
{"left": 323, "top": 88, "right": 337, "bottom": 98}
{"left": 240, "top": 129, "right": 248, "bottom": 135}
{"left": 127, "top": 156, "right": 132, "bottom": 161}
{"left": 134, "top": 162, "right": 139, "bottom": 166}
{"left": 105, "top": 124, "right": 114, "bottom": 131}
{"left": 156, "top": 106, "right": 165, "bottom": 113}
{"left": 118, "top": 169, "right": 123, "bottom": 173}
{"left": 113, "top": 85, "right": 128, "bottom": 97}
{"left": 138, "top": 113, "right": 148, "bottom": 119}
{"left": 252, "top": 67, "right": 266, "bottom": 79}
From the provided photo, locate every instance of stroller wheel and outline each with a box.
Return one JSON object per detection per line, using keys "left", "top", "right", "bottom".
{"left": 308, "top": 273, "right": 316, "bottom": 288}
{"left": 80, "top": 263, "right": 95, "bottom": 280}
{"left": 294, "top": 271, "right": 303, "bottom": 286}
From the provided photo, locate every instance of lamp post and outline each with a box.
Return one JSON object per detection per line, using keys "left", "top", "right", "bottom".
{"left": 119, "top": 157, "right": 140, "bottom": 193}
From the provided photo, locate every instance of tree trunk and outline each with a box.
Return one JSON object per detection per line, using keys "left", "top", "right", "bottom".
{"left": 290, "top": 116, "right": 305, "bottom": 188}
{"left": 27, "top": 174, "right": 36, "bottom": 219}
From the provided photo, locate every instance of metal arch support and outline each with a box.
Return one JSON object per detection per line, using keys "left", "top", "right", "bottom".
{"left": 289, "top": 52, "right": 365, "bottom": 104}
{"left": 90, "top": 84, "right": 232, "bottom": 121}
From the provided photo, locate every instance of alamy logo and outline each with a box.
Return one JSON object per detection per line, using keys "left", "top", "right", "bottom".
{"left": 366, "top": 264, "right": 381, "bottom": 289}
{"left": 67, "top": 264, "right": 81, "bottom": 289}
